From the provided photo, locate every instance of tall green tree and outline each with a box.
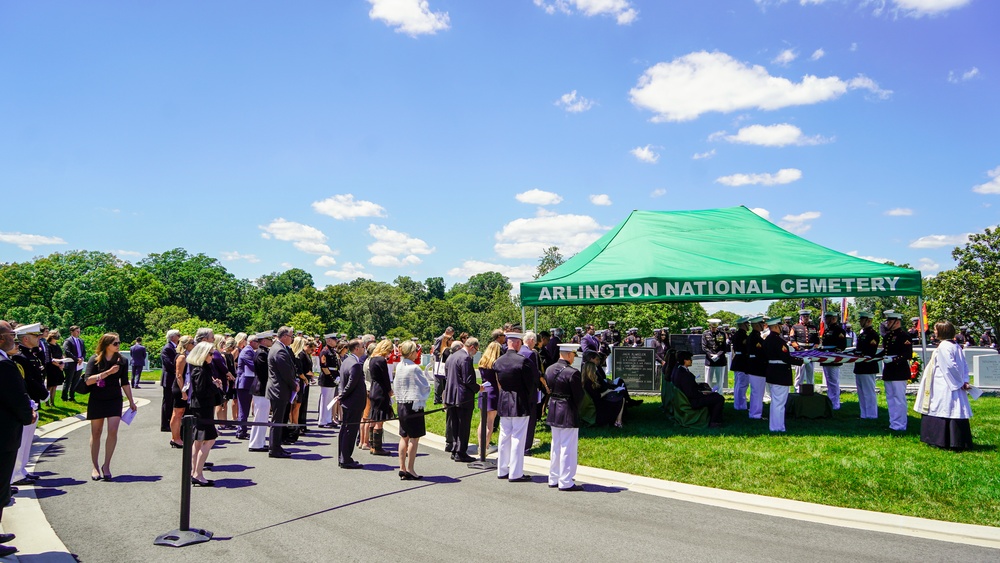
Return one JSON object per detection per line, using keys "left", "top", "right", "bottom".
{"left": 535, "top": 246, "right": 564, "bottom": 279}
{"left": 927, "top": 227, "right": 1000, "bottom": 330}
{"left": 140, "top": 248, "right": 247, "bottom": 327}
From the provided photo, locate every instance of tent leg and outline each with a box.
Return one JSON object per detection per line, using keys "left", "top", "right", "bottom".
{"left": 533, "top": 308, "right": 538, "bottom": 333}
{"left": 918, "top": 296, "right": 928, "bottom": 367}
{"left": 521, "top": 307, "right": 526, "bottom": 331}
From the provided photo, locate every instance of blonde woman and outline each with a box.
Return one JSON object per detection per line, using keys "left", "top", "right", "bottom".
{"left": 392, "top": 340, "right": 429, "bottom": 479}
{"left": 170, "top": 336, "right": 195, "bottom": 448}
{"left": 365, "top": 339, "right": 395, "bottom": 456}
{"left": 288, "top": 336, "right": 313, "bottom": 441}
{"left": 83, "top": 333, "right": 136, "bottom": 481}
{"left": 186, "top": 342, "right": 223, "bottom": 486}
{"left": 213, "top": 335, "right": 235, "bottom": 428}
{"left": 475, "top": 341, "right": 502, "bottom": 455}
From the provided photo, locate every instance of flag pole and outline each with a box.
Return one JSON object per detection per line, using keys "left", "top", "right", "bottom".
{"left": 918, "top": 296, "right": 928, "bottom": 367}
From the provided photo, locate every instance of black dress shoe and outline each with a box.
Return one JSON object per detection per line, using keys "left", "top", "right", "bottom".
{"left": 0, "top": 533, "right": 14, "bottom": 543}
{"left": 204, "top": 462, "right": 214, "bottom": 467}
{"left": 559, "top": 484, "right": 584, "bottom": 492}
{"left": 454, "top": 454, "right": 476, "bottom": 463}
{"left": 169, "top": 441, "right": 184, "bottom": 449}
{"left": 548, "top": 484, "right": 558, "bottom": 488}
{"left": 249, "top": 447, "right": 268, "bottom": 452}
{"left": 12, "top": 478, "right": 34, "bottom": 486}
{"left": 191, "top": 477, "right": 215, "bottom": 487}
{"left": 9, "top": 487, "right": 16, "bottom": 495}
{"left": 339, "top": 461, "right": 363, "bottom": 469}
{"left": 269, "top": 450, "right": 293, "bottom": 459}
{"left": 0, "top": 545, "right": 17, "bottom": 557}
{"left": 497, "top": 474, "right": 509, "bottom": 480}
{"left": 508, "top": 475, "right": 532, "bottom": 483}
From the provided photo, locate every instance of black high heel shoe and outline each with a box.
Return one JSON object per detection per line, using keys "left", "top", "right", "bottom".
{"left": 406, "top": 472, "right": 422, "bottom": 480}
{"left": 398, "top": 470, "right": 407, "bottom": 480}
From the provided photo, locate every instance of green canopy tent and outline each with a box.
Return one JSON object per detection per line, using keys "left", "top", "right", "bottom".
{"left": 518, "top": 205, "right": 927, "bottom": 361}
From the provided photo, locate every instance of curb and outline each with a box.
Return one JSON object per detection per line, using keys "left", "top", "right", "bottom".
{"left": 1, "top": 399, "right": 151, "bottom": 562}
{"left": 382, "top": 420, "right": 1000, "bottom": 550}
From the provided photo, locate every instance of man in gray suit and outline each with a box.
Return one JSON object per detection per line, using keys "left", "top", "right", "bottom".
{"left": 444, "top": 337, "right": 480, "bottom": 463}
{"left": 337, "top": 339, "right": 366, "bottom": 469}
{"left": 267, "top": 326, "right": 298, "bottom": 459}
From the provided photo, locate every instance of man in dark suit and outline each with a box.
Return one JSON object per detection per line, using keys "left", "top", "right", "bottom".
{"left": 495, "top": 332, "right": 534, "bottom": 482}
{"left": 337, "top": 339, "right": 366, "bottom": 469}
{"left": 267, "top": 326, "right": 298, "bottom": 458}
{"left": 159, "top": 330, "right": 180, "bottom": 433}
{"left": 1, "top": 321, "right": 35, "bottom": 558}
{"left": 444, "top": 337, "right": 480, "bottom": 463}
{"left": 129, "top": 337, "right": 147, "bottom": 389}
{"left": 61, "top": 325, "right": 85, "bottom": 402}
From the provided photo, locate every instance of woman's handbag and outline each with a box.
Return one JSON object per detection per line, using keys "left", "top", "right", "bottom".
{"left": 75, "top": 367, "right": 92, "bottom": 395}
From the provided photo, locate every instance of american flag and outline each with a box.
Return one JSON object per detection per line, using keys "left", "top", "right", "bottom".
{"left": 790, "top": 349, "right": 889, "bottom": 365}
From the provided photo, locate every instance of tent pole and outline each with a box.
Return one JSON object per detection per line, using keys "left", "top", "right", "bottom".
{"left": 521, "top": 306, "right": 526, "bottom": 331}
{"left": 918, "top": 296, "right": 928, "bottom": 367}
{"left": 533, "top": 308, "right": 538, "bottom": 333}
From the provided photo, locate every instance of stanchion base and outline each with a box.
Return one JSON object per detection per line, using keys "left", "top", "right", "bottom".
{"left": 467, "top": 459, "right": 497, "bottom": 470}
{"left": 154, "top": 528, "right": 214, "bottom": 547}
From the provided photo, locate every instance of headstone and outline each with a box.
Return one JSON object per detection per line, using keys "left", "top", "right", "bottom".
{"left": 974, "top": 354, "right": 1000, "bottom": 388}
{"left": 612, "top": 347, "right": 658, "bottom": 391}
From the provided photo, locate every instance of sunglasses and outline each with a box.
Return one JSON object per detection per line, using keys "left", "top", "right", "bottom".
{"left": 111, "top": 341, "right": 121, "bottom": 346}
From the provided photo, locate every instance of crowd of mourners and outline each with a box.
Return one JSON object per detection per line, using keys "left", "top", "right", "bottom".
{"left": 0, "top": 309, "right": 993, "bottom": 556}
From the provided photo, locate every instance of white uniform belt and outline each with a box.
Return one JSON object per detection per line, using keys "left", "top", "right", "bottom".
{"left": 733, "top": 352, "right": 743, "bottom": 355}
{"left": 768, "top": 360, "right": 786, "bottom": 364}
{"left": 748, "top": 355, "right": 756, "bottom": 358}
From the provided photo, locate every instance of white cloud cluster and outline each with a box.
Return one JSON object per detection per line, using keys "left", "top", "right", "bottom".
{"left": 847, "top": 250, "right": 892, "bottom": 264}
{"left": 631, "top": 144, "right": 660, "bottom": 163}
{"left": 750, "top": 207, "right": 771, "bottom": 221}
{"left": 779, "top": 211, "right": 821, "bottom": 234}
{"left": 909, "top": 233, "right": 971, "bottom": 248}
{"left": 772, "top": 49, "right": 797, "bottom": 66}
{"left": 947, "top": 67, "right": 979, "bottom": 83}
{"left": 114, "top": 250, "right": 143, "bottom": 258}
{"left": 0, "top": 231, "right": 67, "bottom": 251}
{"left": 629, "top": 51, "right": 891, "bottom": 122}
{"left": 367, "top": 0, "right": 449, "bottom": 37}
{"left": 918, "top": 257, "right": 941, "bottom": 272}
{"left": 315, "top": 255, "right": 338, "bottom": 268}
{"left": 534, "top": 0, "right": 638, "bottom": 25}
{"left": 220, "top": 251, "right": 260, "bottom": 263}
{"left": 892, "top": 0, "right": 971, "bottom": 18}
{"left": 555, "top": 90, "right": 596, "bottom": 113}
{"left": 692, "top": 149, "right": 716, "bottom": 160}
{"left": 713, "top": 123, "right": 829, "bottom": 147}
{"left": 494, "top": 213, "right": 606, "bottom": 259}
{"left": 810, "top": 48, "right": 825, "bottom": 61}
{"left": 367, "top": 224, "right": 434, "bottom": 267}
{"left": 324, "top": 262, "right": 373, "bottom": 280}
{"left": 515, "top": 189, "right": 563, "bottom": 205}
{"left": 259, "top": 218, "right": 334, "bottom": 255}
{"left": 589, "top": 194, "right": 612, "bottom": 206}
{"left": 716, "top": 168, "right": 803, "bottom": 186}
{"left": 972, "top": 166, "right": 1000, "bottom": 195}
{"left": 312, "top": 194, "right": 387, "bottom": 220}
{"left": 650, "top": 188, "right": 667, "bottom": 198}
{"left": 884, "top": 207, "right": 914, "bottom": 216}
{"left": 447, "top": 260, "right": 537, "bottom": 283}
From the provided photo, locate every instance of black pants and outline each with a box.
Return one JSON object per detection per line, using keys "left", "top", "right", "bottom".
{"left": 131, "top": 365, "right": 143, "bottom": 387}
{"left": 161, "top": 384, "right": 172, "bottom": 432}
{"left": 445, "top": 404, "right": 474, "bottom": 455}
{"left": 338, "top": 402, "right": 363, "bottom": 464}
{"left": 0, "top": 449, "right": 17, "bottom": 519}
{"left": 61, "top": 368, "right": 80, "bottom": 401}
{"left": 269, "top": 400, "right": 289, "bottom": 454}
{"left": 298, "top": 385, "right": 309, "bottom": 427}
{"left": 434, "top": 375, "right": 446, "bottom": 404}
{"left": 525, "top": 405, "right": 537, "bottom": 454}
{"left": 693, "top": 393, "right": 725, "bottom": 425}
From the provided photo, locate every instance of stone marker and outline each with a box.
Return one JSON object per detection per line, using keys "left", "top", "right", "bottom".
{"left": 973, "top": 354, "right": 1000, "bottom": 388}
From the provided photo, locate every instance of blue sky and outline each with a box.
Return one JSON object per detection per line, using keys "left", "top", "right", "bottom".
{"left": 2, "top": 0, "right": 997, "bottom": 314}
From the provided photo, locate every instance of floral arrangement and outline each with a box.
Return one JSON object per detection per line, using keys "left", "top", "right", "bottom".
{"left": 908, "top": 352, "right": 922, "bottom": 384}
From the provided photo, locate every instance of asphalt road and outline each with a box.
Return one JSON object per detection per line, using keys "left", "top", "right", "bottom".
{"left": 32, "top": 387, "right": 999, "bottom": 562}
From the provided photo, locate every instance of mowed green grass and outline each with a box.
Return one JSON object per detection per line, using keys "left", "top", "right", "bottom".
{"left": 422, "top": 390, "right": 1000, "bottom": 527}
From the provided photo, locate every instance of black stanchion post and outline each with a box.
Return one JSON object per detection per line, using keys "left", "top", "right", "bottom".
{"left": 468, "top": 391, "right": 496, "bottom": 470}
{"left": 154, "top": 415, "right": 214, "bottom": 547}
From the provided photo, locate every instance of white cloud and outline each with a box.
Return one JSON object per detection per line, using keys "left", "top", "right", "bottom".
{"left": 312, "top": 194, "right": 387, "bottom": 220}
{"left": 324, "top": 262, "right": 373, "bottom": 280}
{"left": 629, "top": 51, "right": 890, "bottom": 122}
{"left": 259, "top": 218, "right": 334, "bottom": 255}
{"left": 535, "top": 207, "right": 558, "bottom": 217}
{"left": 630, "top": 144, "right": 660, "bottom": 163}
{"left": 494, "top": 213, "right": 607, "bottom": 259}
{"left": 892, "top": 0, "right": 971, "bottom": 18}
{"left": 281, "top": 262, "right": 294, "bottom": 269}
{"left": 555, "top": 90, "right": 596, "bottom": 113}
{"left": 113, "top": 250, "right": 143, "bottom": 258}
{"left": 884, "top": 207, "right": 914, "bottom": 216}
{"left": 692, "top": 149, "right": 716, "bottom": 160}
{"left": 779, "top": 210, "right": 821, "bottom": 234}
{"left": 846, "top": 75, "right": 892, "bottom": 99}
{"left": 0, "top": 232, "right": 67, "bottom": 251}
{"left": 716, "top": 123, "right": 829, "bottom": 147}
{"left": 918, "top": 257, "right": 941, "bottom": 272}
{"left": 909, "top": 233, "right": 972, "bottom": 249}
{"left": 650, "top": 188, "right": 667, "bottom": 198}
{"left": 367, "top": 0, "right": 449, "bottom": 37}
{"left": 772, "top": 49, "right": 797, "bottom": 66}
{"left": 850, "top": 42, "right": 858, "bottom": 52}
{"left": 716, "top": 168, "right": 803, "bottom": 186}
{"left": 534, "top": 0, "right": 638, "bottom": 25}
{"left": 810, "top": 48, "right": 825, "bottom": 61}
{"left": 515, "top": 189, "right": 563, "bottom": 205}
{"left": 589, "top": 194, "right": 612, "bottom": 206}
{"left": 367, "top": 224, "right": 434, "bottom": 267}
{"left": 847, "top": 250, "right": 892, "bottom": 264}
{"left": 220, "top": 251, "right": 261, "bottom": 263}
{"left": 447, "top": 260, "right": 537, "bottom": 283}
{"left": 315, "top": 255, "right": 338, "bottom": 267}
{"left": 973, "top": 166, "right": 1000, "bottom": 194}
{"left": 947, "top": 67, "right": 980, "bottom": 83}
{"left": 750, "top": 207, "right": 771, "bottom": 220}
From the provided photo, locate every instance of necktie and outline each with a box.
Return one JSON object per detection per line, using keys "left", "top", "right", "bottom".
{"left": 76, "top": 337, "right": 82, "bottom": 356}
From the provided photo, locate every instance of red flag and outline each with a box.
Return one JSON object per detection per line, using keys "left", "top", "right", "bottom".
{"left": 922, "top": 302, "right": 929, "bottom": 331}
{"left": 841, "top": 298, "right": 848, "bottom": 325}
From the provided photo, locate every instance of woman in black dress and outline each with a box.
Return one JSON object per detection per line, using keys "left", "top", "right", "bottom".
{"left": 84, "top": 333, "right": 137, "bottom": 481}
{"left": 186, "top": 341, "right": 222, "bottom": 486}
{"left": 581, "top": 354, "right": 624, "bottom": 428}
{"left": 45, "top": 331, "right": 65, "bottom": 407}
{"left": 366, "top": 339, "right": 395, "bottom": 456}
{"left": 292, "top": 337, "right": 314, "bottom": 438}
{"left": 169, "top": 335, "right": 194, "bottom": 448}
{"left": 475, "top": 341, "right": 502, "bottom": 454}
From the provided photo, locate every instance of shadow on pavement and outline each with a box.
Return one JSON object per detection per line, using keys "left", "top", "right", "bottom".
{"left": 204, "top": 464, "right": 254, "bottom": 473}
{"left": 33, "top": 477, "right": 85, "bottom": 488}
{"left": 213, "top": 478, "right": 256, "bottom": 489}
{"left": 32, "top": 488, "right": 68, "bottom": 499}
{"left": 580, "top": 484, "right": 626, "bottom": 493}
{"left": 110, "top": 475, "right": 163, "bottom": 483}
{"left": 288, "top": 453, "right": 332, "bottom": 461}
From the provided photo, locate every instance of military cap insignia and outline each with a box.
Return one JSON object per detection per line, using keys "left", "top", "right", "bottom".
{"left": 870, "top": 340, "right": 877, "bottom": 346}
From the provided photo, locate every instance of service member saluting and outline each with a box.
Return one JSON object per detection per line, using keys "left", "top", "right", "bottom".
{"left": 764, "top": 317, "right": 804, "bottom": 433}
{"left": 789, "top": 309, "right": 819, "bottom": 392}
{"left": 494, "top": 331, "right": 534, "bottom": 482}
{"left": 545, "top": 343, "right": 585, "bottom": 492}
